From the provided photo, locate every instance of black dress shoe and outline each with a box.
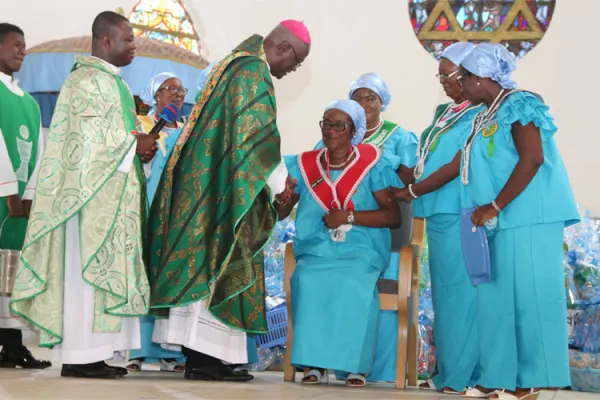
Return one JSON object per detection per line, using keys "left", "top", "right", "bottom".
{"left": 61, "top": 363, "right": 122, "bottom": 379}
{"left": 102, "top": 362, "right": 128, "bottom": 376}
{"left": 0, "top": 346, "right": 52, "bottom": 369}
{"left": 184, "top": 363, "right": 254, "bottom": 382}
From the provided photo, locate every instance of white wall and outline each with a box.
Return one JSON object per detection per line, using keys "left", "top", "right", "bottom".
{"left": 4, "top": 0, "right": 599, "bottom": 212}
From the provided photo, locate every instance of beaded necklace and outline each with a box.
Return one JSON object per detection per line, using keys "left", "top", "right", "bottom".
{"left": 461, "top": 89, "right": 515, "bottom": 185}
{"left": 414, "top": 100, "right": 475, "bottom": 180}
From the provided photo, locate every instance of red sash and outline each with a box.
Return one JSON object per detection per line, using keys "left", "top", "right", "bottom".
{"left": 298, "top": 144, "right": 380, "bottom": 212}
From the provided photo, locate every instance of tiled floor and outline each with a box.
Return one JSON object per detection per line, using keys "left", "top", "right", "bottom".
{"left": 0, "top": 348, "right": 597, "bottom": 399}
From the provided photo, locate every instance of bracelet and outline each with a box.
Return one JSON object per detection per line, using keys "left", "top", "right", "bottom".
{"left": 408, "top": 184, "right": 418, "bottom": 199}
{"left": 491, "top": 200, "right": 502, "bottom": 212}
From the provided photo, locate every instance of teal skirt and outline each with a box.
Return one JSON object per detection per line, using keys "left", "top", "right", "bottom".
{"left": 475, "top": 222, "right": 570, "bottom": 389}
{"left": 291, "top": 255, "right": 381, "bottom": 374}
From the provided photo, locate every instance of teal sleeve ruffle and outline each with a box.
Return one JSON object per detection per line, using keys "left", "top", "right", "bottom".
{"left": 497, "top": 91, "right": 557, "bottom": 142}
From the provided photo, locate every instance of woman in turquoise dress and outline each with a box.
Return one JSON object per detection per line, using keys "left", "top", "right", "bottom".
{"left": 390, "top": 42, "right": 484, "bottom": 393}
{"left": 456, "top": 44, "right": 579, "bottom": 399}
{"left": 127, "top": 72, "right": 188, "bottom": 372}
{"left": 277, "top": 99, "right": 401, "bottom": 387}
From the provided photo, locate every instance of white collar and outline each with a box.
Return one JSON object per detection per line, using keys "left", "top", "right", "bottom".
{"left": 0, "top": 70, "right": 23, "bottom": 96}
{"left": 89, "top": 56, "right": 120, "bottom": 75}
{"left": 0, "top": 70, "right": 17, "bottom": 86}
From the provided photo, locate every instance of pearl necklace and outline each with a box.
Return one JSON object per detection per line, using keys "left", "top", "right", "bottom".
{"left": 461, "top": 89, "right": 512, "bottom": 185}
{"left": 325, "top": 148, "right": 355, "bottom": 168}
{"left": 414, "top": 100, "right": 474, "bottom": 180}
{"left": 365, "top": 119, "right": 383, "bottom": 134}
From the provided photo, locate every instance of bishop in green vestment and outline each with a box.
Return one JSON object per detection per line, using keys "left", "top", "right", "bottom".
{"left": 146, "top": 21, "right": 311, "bottom": 381}
{"left": 9, "top": 12, "right": 159, "bottom": 379}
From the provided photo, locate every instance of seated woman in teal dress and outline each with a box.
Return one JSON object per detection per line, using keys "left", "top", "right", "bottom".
{"left": 389, "top": 42, "right": 483, "bottom": 393}
{"left": 276, "top": 99, "right": 401, "bottom": 387}
{"left": 456, "top": 44, "right": 579, "bottom": 399}
{"left": 127, "top": 72, "right": 188, "bottom": 372}
{"left": 325, "top": 72, "right": 418, "bottom": 384}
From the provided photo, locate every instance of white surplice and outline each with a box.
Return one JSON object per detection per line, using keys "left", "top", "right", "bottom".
{"left": 52, "top": 143, "right": 141, "bottom": 364}
{"left": 152, "top": 161, "right": 289, "bottom": 363}
{"left": 0, "top": 71, "right": 44, "bottom": 330}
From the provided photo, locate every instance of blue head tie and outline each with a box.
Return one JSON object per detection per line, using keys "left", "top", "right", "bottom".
{"left": 461, "top": 43, "right": 517, "bottom": 89}
{"left": 442, "top": 42, "right": 476, "bottom": 66}
{"left": 348, "top": 72, "right": 391, "bottom": 111}
{"left": 324, "top": 99, "right": 367, "bottom": 145}
{"left": 139, "top": 72, "right": 178, "bottom": 116}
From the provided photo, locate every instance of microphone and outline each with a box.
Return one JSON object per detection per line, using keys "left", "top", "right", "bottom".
{"left": 148, "top": 104, "right": 178, "bottom": 139}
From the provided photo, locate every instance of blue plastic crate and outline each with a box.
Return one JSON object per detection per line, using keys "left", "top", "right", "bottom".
{"left": 571, "top": 367, "right": 600, "bottom": 393}
{"left": 256, "top": 306, "right": 288, "bottom": 349}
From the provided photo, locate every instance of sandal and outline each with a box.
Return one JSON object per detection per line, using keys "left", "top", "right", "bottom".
{"left": 461, "top": 387, "right": 491, "bottom": 398}
{"left": 345, "top": 373, "right": 366, "bottom": 387}
{"left": 159, "top": 358, "right": 184, "bottom": 372}
{"left": 420, "top": 379, "right": 459, "bottom": 394}
{"left": 126, "top": 359, "right": 142, "bottom": 371}
{"left": 301, "top": 369, "right": 328, "bottom": 385}
{"left": 489, "top": 389, "right": 540, "bottom": 400}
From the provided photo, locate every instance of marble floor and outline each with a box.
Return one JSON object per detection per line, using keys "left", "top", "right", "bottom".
{"left": 0, "top": 348, "right": 597, "bottom": 400}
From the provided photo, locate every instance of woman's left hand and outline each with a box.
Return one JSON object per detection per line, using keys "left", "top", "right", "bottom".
{"left": 471, "top": 204, "right": 498, "bottom": 226}
{"left": 323, "top": 209, "right": 350, "bottom": 229}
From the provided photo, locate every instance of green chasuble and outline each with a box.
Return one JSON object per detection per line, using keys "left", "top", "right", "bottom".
{"left": 10, "top": 56, "right": 150, "bottom": 347}
{"left": 0, "top": 79, "right": 40, "bottom": 250}
{"left": 146, "top": 35, "right": 280, "bottom": 333}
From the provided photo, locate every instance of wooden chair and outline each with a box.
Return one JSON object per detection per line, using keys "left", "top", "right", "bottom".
{"left": 282, "top": 217, "right": 426, "bottom": 389}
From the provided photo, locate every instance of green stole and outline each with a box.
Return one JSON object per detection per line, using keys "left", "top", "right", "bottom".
{"left": 0, "top": 82, "right": 40, "bottom": 250}
{"left": 146, "top": 35, "right": 280, "bottom": 333}
{"left": 10, "top": 56, "right": 149, "bottom": 347}
{"left": 363, "top": 120, "right": 398, "bottom": 148}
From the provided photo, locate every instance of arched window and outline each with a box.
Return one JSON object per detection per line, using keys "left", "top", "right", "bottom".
{"left": 129, "top": 0, "right": 201, "bottom": 55}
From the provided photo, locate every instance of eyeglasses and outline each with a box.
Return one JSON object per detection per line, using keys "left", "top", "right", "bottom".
{"left": 319, "top": 120, "right": 353, "bottom": 132}
{"left": 436, "top": 70, "right": 460, "bottom": 81}
{"left": 158, "top": 86, "right": 188, "bottom": 96}
{"left": 291, "top": 46, "right": 302, "bottom": 68}
{"left": 352, "top": 94, "right": 379, "bottom": 104}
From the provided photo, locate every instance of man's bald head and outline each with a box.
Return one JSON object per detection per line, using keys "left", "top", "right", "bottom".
{"left": 91, "top": 11, "right": 136, "bottom": 68}
{"left": 263, "top": 22, "right": 311, "bottom": 80}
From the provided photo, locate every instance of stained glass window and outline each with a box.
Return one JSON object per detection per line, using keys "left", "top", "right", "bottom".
{"left": 129, "top": 0, "right": 201, "bottom": 55}
{"left": 409, "top": 0, "right": 556, "bottom": 60}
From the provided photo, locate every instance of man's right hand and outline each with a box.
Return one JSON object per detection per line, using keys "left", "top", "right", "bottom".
{"left": 6, "top": 195, "right": 25, "bottom": 217}
{"left": 135, "top": 133, "right": 158, "bottom": 163}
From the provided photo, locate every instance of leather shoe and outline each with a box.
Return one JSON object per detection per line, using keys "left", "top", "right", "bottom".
{"left": 0, "top": 346, "right": 52, "bottom": 369}
{"left": 103, "top": 362, "right": 128, "bottom": 376}
{"left": 184, "top": 363, "right": 254, "bottom": 382}
{"left": 61, "top": 363, "right": 122, "bottom": 379}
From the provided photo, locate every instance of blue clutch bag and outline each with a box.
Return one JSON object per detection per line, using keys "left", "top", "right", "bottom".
{"left": 460, "top": 207, "right": 492, "bottom": 286}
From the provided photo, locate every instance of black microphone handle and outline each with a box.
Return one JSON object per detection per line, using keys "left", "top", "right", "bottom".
{"left": 148, "top": 118, "right": 167, "bottom": 138}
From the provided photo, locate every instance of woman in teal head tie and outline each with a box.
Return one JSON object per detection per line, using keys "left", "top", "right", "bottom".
{"left": 456, "top": 43, "right": 579, "bottom": 399}
{"left": 278, "top": 99, "right": 401, "bottom": 387}
{"left": 127, "top": 72, "right": 187, "bottom": 372}
{"left": 315, "top": 73, "right": 418, "bottom": 176}
{"left": 381, "top": 42, "right": 484, "bottom": 393}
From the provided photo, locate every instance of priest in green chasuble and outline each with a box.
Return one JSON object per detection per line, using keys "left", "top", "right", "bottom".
{"left": 146, "top": 20, "right": 311, "bottom": 381}
{"left": 9, "top": 11, "right": 158, "bottom": 379}
{"left": 0, "top": 23, "right": 51, "bottom": 370}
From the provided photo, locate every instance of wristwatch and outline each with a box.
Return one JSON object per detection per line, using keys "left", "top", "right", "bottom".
{"left": 347, "top": 211, "right": 355, "bottom": 225}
